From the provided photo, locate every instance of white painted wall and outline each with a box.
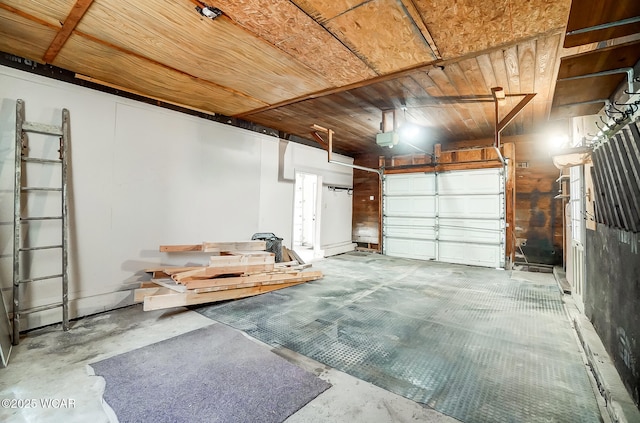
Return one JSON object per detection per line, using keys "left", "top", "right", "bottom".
{"left": 0, "top": 66, "right": 354, "bottom": 330}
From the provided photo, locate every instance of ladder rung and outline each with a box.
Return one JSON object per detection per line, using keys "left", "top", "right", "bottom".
{"left": 21, "top": 187, "right": 62, "bottom": 192}
{"left": 21, "top": 122, "right": 63, "bottom": 136}
{"left": 19, "top": 274, "right": 63, "bottom": 283}
{"left": 22, "top": 157, "right": 62, "bottom": 164}
{"left": 19, "top": 245, "right": 63, "bottom": 252}
{"left": 20, "top": 302, "right": 63, "bottom": 315}
{"left": 20, "top": 216, "right": 63, "bottom": 221}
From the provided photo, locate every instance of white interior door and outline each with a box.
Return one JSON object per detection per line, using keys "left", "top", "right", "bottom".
{"left": 383, "top": 168, "right": 506, "bottom": 268}
{"left": 293, "top": 172, "right": 318, "bottom": 248}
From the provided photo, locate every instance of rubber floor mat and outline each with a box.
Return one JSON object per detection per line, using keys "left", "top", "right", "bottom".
{"left": 195, "top": 253, "right": 602, "bottom": 423}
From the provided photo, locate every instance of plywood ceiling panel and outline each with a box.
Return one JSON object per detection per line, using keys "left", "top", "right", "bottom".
{"left": 322, "top": 0, "right": 436, "bottom": 73}
{"left": 292, "top": 0, "right": 367, "bottom": 22}
{"left": 215, "top": 0, "right": 376, "bottom": 86}
{"left": 0, "top": 7, "right": 57, "bottom": 62}
{"left": 412, "top": 0, "right": 570, "bottom": 59}
{"left": 75, "top": 0, "right": 331, "bottom": 105}
{"left": 53, "top": 34, "right": 267, "bottom": 116}
{"left": 564, "top": 0, "right": 640, "bottom": 48}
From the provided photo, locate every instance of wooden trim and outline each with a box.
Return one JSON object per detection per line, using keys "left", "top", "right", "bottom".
{"left": 503, "top": 142, "right": 516, "bottom": 267}
{"left": 43, "top": 0, "right": 95, "bottom": 63}
{"left": 384, "top": 160, "right": 503, "bottom": 174}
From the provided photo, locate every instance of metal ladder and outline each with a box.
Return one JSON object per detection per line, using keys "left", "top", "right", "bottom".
{"left": 13, "top": 99, "right": 69, "bottom": 345}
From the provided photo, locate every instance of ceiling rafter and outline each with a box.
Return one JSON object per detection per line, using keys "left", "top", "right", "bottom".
{"left": 43, "top": 0, "right": 95, "bottom": 63}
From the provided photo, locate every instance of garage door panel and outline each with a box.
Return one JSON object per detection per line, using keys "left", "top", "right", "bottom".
{"left": 439, "top": 195, "right": 502, "bottom": 219}
{"left": 439, "top": 169, "right": 501, "bottom": 195}
{"left": 439, "top": 241, "right": 501, "bottom": 268}
{"left": 385, "top": 196, "right": 436, "bottom": 217}
{"left": 383, "top": 169, "right": 505, "bottom": 268}
{"left": 384, "top": 216, "right": 435, "bottom": 228}
{"left": 439, "top": 218, "right": 502, "bottom": 244}
{"left": 385, "top": 226, "right": 436, "bottom": 240}
{"left": 385, "top": 238, "right": 436, "bottom": 260}
{"left": 385, "top": 174, "right": 436, "bottom": 195}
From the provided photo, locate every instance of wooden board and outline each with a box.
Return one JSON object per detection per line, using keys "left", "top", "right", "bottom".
{"left": 564, "top": 0, "right": 640, "bottom": 48}
{"left": 209, "top": 254, "right": 274, "bottom": 267}
{"left": 159, "top": 241, "right": 267, "bottom": 252}
{"left": 143, "top": 281, "right": 306, "bottom": 311}
{"left": 184, "top": 270, "right": 323, "bottom": 290}
{"left": 193, "top": 271, "right": 323, "bottom": 293}
{"left": 557, "top": 40, "right": 640, "bottom": 79}
{"left": 172, "top": 262, "right": 276, "bottom": 283}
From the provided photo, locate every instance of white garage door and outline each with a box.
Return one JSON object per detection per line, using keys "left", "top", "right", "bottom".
{"left": 383, "top": 168, "right": 506, "bottom": 268}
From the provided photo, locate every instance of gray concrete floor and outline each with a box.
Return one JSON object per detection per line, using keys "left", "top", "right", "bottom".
{"left": 0, "top": 254, "right": 610, "bottom": 423}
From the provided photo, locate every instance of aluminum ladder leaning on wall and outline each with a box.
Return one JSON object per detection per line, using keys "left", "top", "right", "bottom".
{"left": 13, "top": 99, "right": 69, "bottom": 345}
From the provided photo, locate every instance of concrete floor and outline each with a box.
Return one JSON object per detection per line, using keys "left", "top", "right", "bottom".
{"left": 0, "top": 253, "right": 611, "bottom": 423}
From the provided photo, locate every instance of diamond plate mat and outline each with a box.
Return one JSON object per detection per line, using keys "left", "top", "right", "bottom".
{"left": 195, "top": 253, "right": 602, "bottom": 423}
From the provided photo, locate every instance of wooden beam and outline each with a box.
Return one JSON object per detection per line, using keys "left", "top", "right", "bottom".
{"left": 43, "top": 0, "right": 95, "bottom": 63}
{"left": 496, "top": 93, "right": 537, "bottom": 134}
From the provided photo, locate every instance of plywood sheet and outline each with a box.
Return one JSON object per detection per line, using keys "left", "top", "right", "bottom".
{"left": 0, "top": 8, "right": 58, "bottom": 62}
{"left": 217, "top": 0, "right": 376, "bottom": 86}
{"left": 53, "top": 34, "right": 267, "bottom": 116}
{"left": 75, "top": 0, "right": 331, "bottom": 104}
{"left": 564, "top": 0, "right": 640, "bottom": 48}
{"left": 412, "top": 0, "right": 570, "bottom": 59}
{"left": 292, "top": 0, "right": 367, "bottom": 22}
{"left": 324, "top": 0, "right": 436, "bottom": 73}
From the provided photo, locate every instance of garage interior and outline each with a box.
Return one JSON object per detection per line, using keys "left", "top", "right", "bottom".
{"left": 0, "top": 0, "right": 639, "bottom": 422}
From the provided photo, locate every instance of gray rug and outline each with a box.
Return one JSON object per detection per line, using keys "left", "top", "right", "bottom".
{"left": 89, "top": 324, "right": 330, "bottom": 423}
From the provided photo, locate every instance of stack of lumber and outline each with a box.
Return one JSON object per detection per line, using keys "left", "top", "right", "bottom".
{"left": 135, "top": 241, "right": 322, "bottom": 311}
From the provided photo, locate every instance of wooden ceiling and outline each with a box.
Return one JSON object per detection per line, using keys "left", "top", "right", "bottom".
{"left": 1, "top": 0, "right": 635, "bottom": 156}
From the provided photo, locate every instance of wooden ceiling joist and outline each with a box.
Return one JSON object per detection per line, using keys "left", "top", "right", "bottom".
{"left": 43, "top": 0, "right": 94, "bottom": 63}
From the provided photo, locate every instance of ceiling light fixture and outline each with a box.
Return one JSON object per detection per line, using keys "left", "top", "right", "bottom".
{"left": 196, "top": 4, "right": 223, "bottom": 20}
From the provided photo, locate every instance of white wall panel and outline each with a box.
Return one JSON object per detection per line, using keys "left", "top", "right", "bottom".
{"left": 0, "top": 65, "right": 353, "bottom": 330}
